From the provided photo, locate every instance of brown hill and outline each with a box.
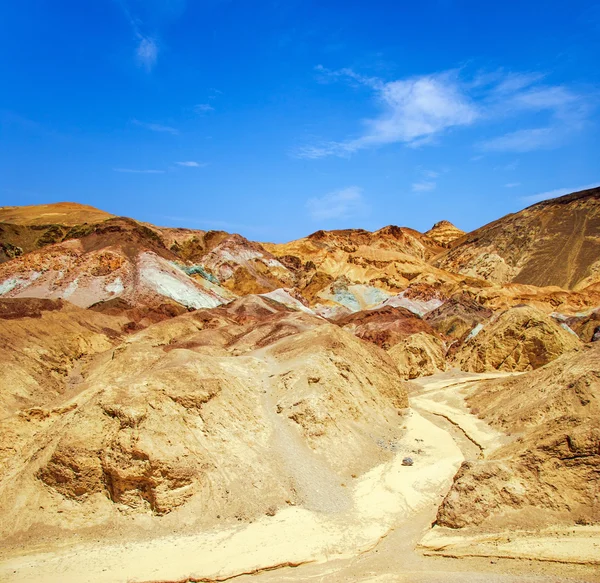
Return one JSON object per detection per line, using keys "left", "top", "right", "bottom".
{"left": 263, "top": 225, "right": 454, "bottom": 297}
{"left": 424, "top": 220, "right": 465, "bottom": 247}
{"left": 0, "top": 202, "right": 114, "bottom": 226}
{"left": 436, "top": 186, "right": 600, "bottom": 290}
{"left": 437, "top": 343, "right": 600, "bottom": 530}
{"left": 387, "top": 332, "right": 447, "bottom": 379}
{"left": 334, "top": 305, "right": 438, "bottom": 349}
{"left": 0, "top": 295, "right": 408, "bottom": 550}
{"left": 452, "top": 305, "right": 581, "bottom": 372}
{"left": 424, "top": 292, "right": 493, "bottom": 340}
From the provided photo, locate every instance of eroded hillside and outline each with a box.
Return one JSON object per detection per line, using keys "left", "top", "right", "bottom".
{"left": 0, "top": 194, "right": 599, "bottom": 582}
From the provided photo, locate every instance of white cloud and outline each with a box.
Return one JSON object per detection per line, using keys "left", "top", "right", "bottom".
{"left": 521, "top": 183, "right": 600, "bottom": 204}
{"left": 306, "top": 186, "right": 369, "bottom": 220}
{"left": 176, "top": 161, "right": 206, "bottom": 167}
{"left": 412, "top": 181, "right": 436, "bottom": 193}
{"left": 132, "top": 119, "right": 179, "bottom": 135}
{"left": 479, "top": 79, "right": 589, "bottom": 152}
{"left": 136, "top": 37, "right": 158, "bottom": 71}
{"left": 114, "top": 168, "right": 165, "bottom": 174}
{"left": 299, "top": 66, "right": 591, "bottom": 158}
{"left": 118, "top": 1, "right": 187, "bottom": 72}
{"left": 194, "top": 103, "right": 215, "bottom": 113}
{"left": 299, "top": 68, "right": 479, "bottom": 158}
{"left": 481, "top": 127, "right": 556, "bottom": 152}
{"left": 504, "top": 182, "right": 521, "bottom": 188}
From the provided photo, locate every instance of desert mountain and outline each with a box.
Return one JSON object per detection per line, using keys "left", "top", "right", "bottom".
{"left": 262, "top": 225, "right": 458, "bottom": 305}
{"left": 0, "top": 201, "right": 115, "bottom": 226}
{"left": 452, "top": 305, "right": 581, "bottom": 372}
{"left": 424, "top": 220, "right": 466, "bottom": 247}
{"left": 0, "top": 190, "right": 599, "bottom": 581}
{"left": 0, "top": 211, "right": 300, "bottom": 320}
{"left": 436, "top": 186, "right": 600, "bottom": 290}
{"left": 0, "top": 295, "right": 408, "bottom": 550}
{"left": 0, "top": 202, "right": 115, "bottom": 262}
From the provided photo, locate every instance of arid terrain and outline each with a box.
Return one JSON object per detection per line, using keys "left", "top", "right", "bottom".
{"left": 0, "top": 188, "right": 599, "bottom": 583}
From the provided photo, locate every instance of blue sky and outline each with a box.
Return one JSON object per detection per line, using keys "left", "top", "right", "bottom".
{"left": 1, "top": 1, "right": 599, "bottom": 242}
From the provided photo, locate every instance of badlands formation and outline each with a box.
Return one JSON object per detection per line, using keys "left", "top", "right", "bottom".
{"left": 0, "top": 187, "right": 599, "bottom": 582}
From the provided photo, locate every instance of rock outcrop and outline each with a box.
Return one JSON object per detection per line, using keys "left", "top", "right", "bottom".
{"left": 424, "top": 220, "right": 465, "bottom": 247}
{"left": 387, "top": 332, "right": 447, "bottom": 379}
{"left": 437, "top": 343, "right": 600, "bottom": 529}
{"left": 424, "top": 293, "right": 492, "bottom": 340}
{"left": 452, "top": 305, "right": 581, "bottom": 372}
{"left": 0, "top": 296, "right": 409, "bottom": 547}
{"left": 334, "top": 305, "right": 438, "bottom": 349}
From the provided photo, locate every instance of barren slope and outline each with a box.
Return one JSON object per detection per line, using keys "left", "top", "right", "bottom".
{"left": 424, "top": 220, "right": 466, "bottom": 247}
{"left": 0, "top": 296, "right": 410, "bottom": 555}
{"left": 0, "top": 202, "right": 115, "bottom": 226}
{"left": 437, "top": 343, "right": 600, "bottom": 531}
{"left": 452, "top": 305, "right": 581, "bottom": 372}
{"left": 436, "top": 186, "right": 600, "bottom": 290}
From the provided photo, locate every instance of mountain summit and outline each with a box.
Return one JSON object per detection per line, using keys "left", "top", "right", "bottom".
{"left": 424, "top": 220, "right": 465, "bottom": 247}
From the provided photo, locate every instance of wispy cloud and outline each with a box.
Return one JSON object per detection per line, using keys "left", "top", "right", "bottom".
{"left": 481, "top": 127, "right": 556, "bottom": 152}
{"left": 132, "top": 119, "right": 179, "bottom": 134}
{"left": 521, "top": 183, "right": 599, "bottom": 204}
{"left": 412, "top": 181, "right": 436, "bottom": 193}
{"left": 505, "top": 182, "right": 521, "bottom": 188}
{"left": 113, "top": 168, "right": 165, "bottom": 174}
{"left": 136, "top": 37, "right": 158, "bottom": 71}
{"left": 194, "top": 103, "right": 215, "bottom": 114}
{"left": 479, "top": 79, "right": 590, "bottom": 152}
{"left": 118, "top": 0, "right": 187, "bottom": 71}
{"left": 298, "top": 66, "right": 592, "bottom": 158}
{"left": 176, "top": 161, "right": 207, "bottom": 167}
{"left": 299, "top": 67, "right": 478, "bottom": 158}
{"left": 306, "top": 186, "right": 369, "bottom": 220}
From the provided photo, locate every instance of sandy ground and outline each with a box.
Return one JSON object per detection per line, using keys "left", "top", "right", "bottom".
{"left": 409, "top": 370, "right": 516, "bottom": 455}
{"left": 1, "top": 371, "right": 598, "bottom": 583}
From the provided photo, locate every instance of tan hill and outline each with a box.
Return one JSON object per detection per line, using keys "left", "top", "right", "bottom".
{"left": 0, "top": 295, "right": 408, "bottom": 552}
{"left": 334, "top": 305, "right": 439, "bottom": 349}
{"left": 263, "top": 225, "right": 457, "bottom": 299}
{"left": 424, "top": 220, "right": 465, "bottom": 247}
{"left": 0, "top": 217, "right": 234, "bottom": 313}
{"left": 387, "top": 332, "right": 447, "bottom": 379}
{"left": 436, "top": 186, "right": 600, "bottom": 290}
{"left": 0, "top": 203, "right": 114, "bottom": 263}
{"left": 0, "top": 202, "right": 116, "bottom": 263}
{"left": 452, "top": 305, "right": 581, "bottom": 372}
{"left": 0, "top": 202, "right": 114, "bottom": 226}
{"left": 424, "top": 292, "right": 493, "bottom": 340}
{"left": 0, "top": 298, "right": 127, "bottom": 417}
{"left": 436, "top": 342, "right": 600, "bottom": 530}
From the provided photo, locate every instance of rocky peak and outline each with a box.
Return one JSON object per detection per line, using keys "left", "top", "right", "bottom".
{"left": 424, "top": 220, "right": 466, "bottom": 247}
